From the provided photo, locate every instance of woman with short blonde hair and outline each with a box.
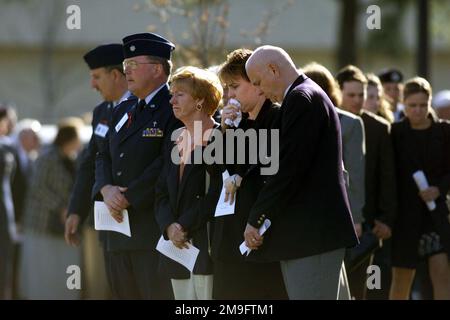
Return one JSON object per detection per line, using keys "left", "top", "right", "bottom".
{"left": 155, "top": 66, "right": 223, "bottom": 300}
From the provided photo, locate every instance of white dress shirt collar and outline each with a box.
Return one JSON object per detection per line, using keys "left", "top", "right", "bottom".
{"left": 113, "top": 91, "right": 133, "bottom": 107}
{"left": 142, "top": 83, "right": 167, "bottom": 105}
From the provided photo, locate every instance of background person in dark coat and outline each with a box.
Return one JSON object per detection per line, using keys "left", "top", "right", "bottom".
{"left": 336, "top": 65, "right": 397, "bottom": 300}
{"left": 0, "top": 135, "right": 17, "bottom": 300}
{"left": 244, "top": 46, "right": 358, "bottom": 300}
{"left": 303, "top": 62, "right": 365, "bottom": 235}
{"left": 93, "top": 33, "right": 180, "bottom": 299}
{"left": 20, "top": 118, "right": 83, "bottom": 299}
{"left": 155, "top": 66, "right": 223, "bottom": 300}
{"left": 10, "top": 118, "right": 41, "bottom": 299}
{"left": 210, "top": 48, "right": 287, "bottom": 300}
{"left": 390, "top": 77, "right": 450, "bottom": 300}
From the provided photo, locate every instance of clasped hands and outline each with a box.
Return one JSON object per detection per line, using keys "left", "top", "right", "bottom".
{"left": 167, "top": 222, "right": 189, "bottom": 249}
{"left": 101, "top": 184, "right": 130, "bottom": 223}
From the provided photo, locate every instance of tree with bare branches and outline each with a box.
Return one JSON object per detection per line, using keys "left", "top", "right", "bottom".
{"left": 134, "top": 0, "right": 294, "bottom": 67}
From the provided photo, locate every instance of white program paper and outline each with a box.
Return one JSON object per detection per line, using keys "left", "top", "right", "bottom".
{"left": 239, "top": 219, "right": 271, "bottom": 256}
{"left": 412, "top": 170, "right": 436, "bottom": 211}
{"left": 156, "top": 236, "right": 200, "bottom": 272}
{"left": 94, "top": 201, "right": 131, "bottom": 237}
{"left": 214, "top": 170, "right": 235, "bottom": 217}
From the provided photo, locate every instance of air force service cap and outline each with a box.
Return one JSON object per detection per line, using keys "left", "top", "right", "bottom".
{"left": 377, "top": 68, "right": 404, "bottom": 84}
{"left": 122, "top": 32, "right": 175, "bottom": 60}
{"left": 83, "top": 44, "right": 124, "bottom": 70}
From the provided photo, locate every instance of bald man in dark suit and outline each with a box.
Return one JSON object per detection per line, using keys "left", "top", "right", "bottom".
{"left": 244, "top": 46, "right": 358, "bottom": 299}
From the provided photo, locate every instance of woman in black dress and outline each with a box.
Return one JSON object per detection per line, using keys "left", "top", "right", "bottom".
{"left": 390, "top": 77, "right": 450, "bottom": 299}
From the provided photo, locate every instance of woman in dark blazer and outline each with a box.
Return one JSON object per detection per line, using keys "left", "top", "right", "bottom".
{"left": 155, "top": 66, "right": 223, "bottom": 300}
{"left": 390, "top": 77, "right": 450, "bottom": 300}
{"left": 211, "top": 48, "right": 287, "bottom": 299}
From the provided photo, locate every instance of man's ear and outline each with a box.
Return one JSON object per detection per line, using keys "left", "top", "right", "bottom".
{"left": 111, "top": 68, "right": 122, "bottom": 81}
{"left": 154, "top": 63, "right": 165, "bottom": 78}
{"left": 268, "top": 63, "right": 279, "bottom": 77}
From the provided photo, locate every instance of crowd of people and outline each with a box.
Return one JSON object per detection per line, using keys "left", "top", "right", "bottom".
{"left": 1, "top": 32, "right": 450, "bottom": 300}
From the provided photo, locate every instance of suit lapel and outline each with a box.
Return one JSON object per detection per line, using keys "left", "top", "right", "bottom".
{"left": 167, "top": 158, "right": 180, "bottom": 212}
{"left": 120, "top": 105, "right": 149, "bottom": 143}
{"left": 176, "top": 150, "right": 198, "bottom": 207}
{"left": 119, "top": 86, "right": 170, "bottom": 144}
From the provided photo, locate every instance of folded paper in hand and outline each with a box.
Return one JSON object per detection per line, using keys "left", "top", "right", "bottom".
{"left": 214, "top": 170, "right": 235, "bottom": 217}
{"left": 94, "top": 201, "right": 131, "bottom": 237}
{"left": 239, "top": 219, "right": 271, "bottom": 256}
{"left": 413, "top": 170, "right": 436, "bottom": 211}
{"left": 156, "top": 236, "right": 200, "bottom": 272}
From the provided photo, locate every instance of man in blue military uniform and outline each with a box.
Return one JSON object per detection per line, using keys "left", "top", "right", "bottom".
{"left": 93, "top": 33, "right": 180, "bottom": 299}
{"left": 64, "top": 44, "right": 133, "bottom": 298}
{"left": 65, "top": 44, "right": 131, "bottom": 245}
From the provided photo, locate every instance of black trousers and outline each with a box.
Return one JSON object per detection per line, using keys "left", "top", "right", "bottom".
{"left": 347, "top": 253, "right": 373, "bottom": 300}
{"left": 105, "top": 249, "right": 174, "bottom": 300}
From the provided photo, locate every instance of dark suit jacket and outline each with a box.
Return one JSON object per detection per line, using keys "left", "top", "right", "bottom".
{"left": 93, "top": 85, "right": 182, "bottom": 251}
{"left": 360, "top": 110, "right": 397, "bottom": 228}
{"left": 155, "top": 125, "right": 222, "bottom": 278}
{"left": 391, "top": 116, "right": 450, "bottom": 264}
{"left": 246, "top": 74, "right": 358, "bottom": 262}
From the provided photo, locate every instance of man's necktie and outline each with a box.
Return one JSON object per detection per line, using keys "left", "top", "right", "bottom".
{"left": 137, "top": 99, "right": 147, "bottom": 114}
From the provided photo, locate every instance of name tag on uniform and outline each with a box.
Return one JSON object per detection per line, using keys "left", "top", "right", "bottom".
{"left": 94, "top": 123, "right": 109, "bottom": 138}
{"left": 142, "top": 127, "right": 164, "bottom": 138}
{"left": 115, "top": 113, "right": 129, "bottom": 132}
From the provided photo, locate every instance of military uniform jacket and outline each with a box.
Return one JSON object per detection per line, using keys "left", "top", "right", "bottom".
{"left": 93, "top": 85, "right": 181, "bottom": 251}
{"left": 68, "top": 100, "right": 125, "bottom": 221}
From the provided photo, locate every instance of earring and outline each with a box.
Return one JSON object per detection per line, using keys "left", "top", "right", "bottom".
{"left": 196, "top": 104, "right": 202, "bottom": 111}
